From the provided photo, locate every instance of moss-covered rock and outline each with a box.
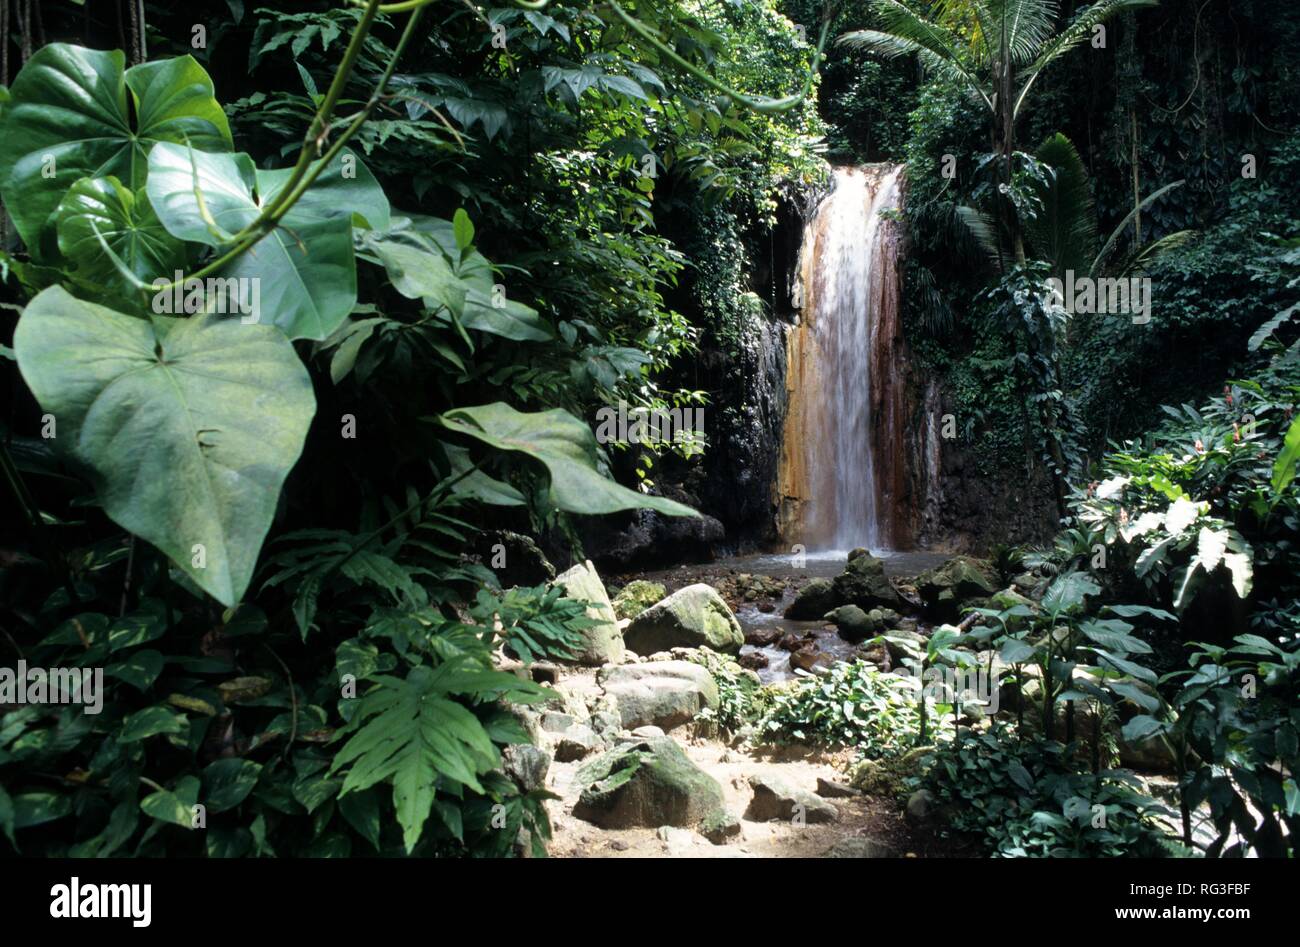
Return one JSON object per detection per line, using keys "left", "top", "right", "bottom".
{"left": 915, "top": 556, "right": 997, "bottom": 621}
{"left": 832, "top": 554, "right": 902, "bottom": 609}
{"left": 572, "top": 736, "right": 726, "bottom": 829}
{"left": 825, "top": 604, "right": 878, "bottom": 641}
{"left": 611, "top": 579, "right": 667, "bottom": 620}
{"left": 784, "top": 577, "right": 840, "bottom": 619}
{"left": 623, "top": 583, "right": 744, "bottom": 654}
{"left": 552, "top": 559, "right": 624, "bottom": 665}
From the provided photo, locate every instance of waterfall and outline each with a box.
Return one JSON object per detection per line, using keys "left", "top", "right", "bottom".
{"left": 777, "top": 164, "right": 907, "bottom": 551}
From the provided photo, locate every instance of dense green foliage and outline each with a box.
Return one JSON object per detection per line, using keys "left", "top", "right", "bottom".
{"left": 0, "top": 0, "right": 1295, "bottom": 862}
{"left": 0, "top": 0, "right": 821, "bottom": 858}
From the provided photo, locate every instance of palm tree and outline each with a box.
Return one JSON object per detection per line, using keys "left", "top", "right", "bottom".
{"left": 840, "top": 0, "right": 1158, "bottom": 264}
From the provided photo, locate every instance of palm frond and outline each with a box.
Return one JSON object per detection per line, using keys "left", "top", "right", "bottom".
{"left": 1025, "top": 132, "right": 1098, "bottom": 281}
{"left": 1114, "top": 229, "right": 1196, "bottom": 277}
{"left": 1249, "top": 301, "right": 1300, "bottom": 353}
{"left": 1015, "top": 0, "right": 1158, "bottom": 116}
{"left": 836, "top": 29, "right": 928, "bottom": 58}
{"left": 862, "top": 0, "right": 997, "bottom": 112}
{"left": 1089, "top": 180, "right": 1185, "bottom": 277}
{"left": 986, "top": 0, "right": 1060, "bottom": 65}
{"left": 956, "top": 204, "right": 1005, "bottom": 268}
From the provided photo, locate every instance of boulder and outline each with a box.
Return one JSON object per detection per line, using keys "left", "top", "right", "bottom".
{"left": 784, "top": 578, "right": 840, "bottom": 619}
{"left": 623, "top": 584, "right": 744, "bottom": 654}
{"left": 832, "top": 554, "right": 902, "bottom": 609}
{"left": 815, "top": 777, "right": 861, "bottom": 799}
{"left": 915, "top": 556, "right": 997, "bottom": 621}
{"left": 744, "top": 626, "right": 782, "bottom": 646}
{"left": 905, "top": 788, "right": 936, "bottom": 824}
{"left": 552, "top": 560, "right": 624, "bottom": 666}
{"left": 554, "top": 724, "right": 601, "bottom": 762}
{"left": 825, "top": 604, "right": 878, "bottom": 642}
{"left": 598, "top": 661, "right": 719, "bottom": 731}
{"left": 699, "top": 809, "right": 743, "bottom": 845}
{"left": 572, "top": 736, "right": 726, "bottom": 829}
{"left": 745, "top": 773, "right": 840, "bottom": 824}
{"left": 790, "top": 646, "right": 832, "bottom": 673}
{"left": 883, "top": 628, "right": 925, "bottom": 663}
{"left": 612, "top": 580, "right": 667, "bottom": 621}
{"left": 501, "top": 743, "right": 550, "bottom": 794}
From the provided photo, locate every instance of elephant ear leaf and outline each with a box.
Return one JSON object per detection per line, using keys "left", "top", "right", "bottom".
{"left": 147, "top": 142, "right": 381, "bottom": 341}
{"left": 13, "top": 286, "right": 315, "bottom": 606}
{"left": 439, "top": 401, "right": 697, "bottom": 518}
{"left": 0, "top": 44, "right": 231, "bottom": 254}
{"left": 55, "top": 176, "right": 186, "bottom": 301}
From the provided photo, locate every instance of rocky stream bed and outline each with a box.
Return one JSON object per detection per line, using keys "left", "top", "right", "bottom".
{"left": 494, "top": 547, "right": 1185, "bottom": 858}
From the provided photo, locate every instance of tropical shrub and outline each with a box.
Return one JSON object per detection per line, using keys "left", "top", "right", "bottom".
{"left": 759, "top": 659, "right": 951, "bottom": 757}
{"left": 915, "top": 727, "right": 1183, "bottom": 858}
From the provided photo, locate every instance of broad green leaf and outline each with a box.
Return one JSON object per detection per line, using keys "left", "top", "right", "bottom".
{"left": 338, "top": 788, "right": 382, "bottom": 852}
{"left": 1078, "top": 618, "right": 1151, "bottom": 654}
{"left": 55, "top": 176, "right": 185, "bottom": 299}
{"left": 357, "top": 225, "right": 551, "bottom": 341}
{"left": 1041, "top": 570, "right": 1100, "bottom": 614}
{"left": 105, "top": 649, "right": 165, "bottom": 691}
{"left": 439, "top": 402, "right": 697, "bottom": 517}
{"left": 12, "top": 791, "right": 72, "bottom": 829}
{"left": 1107, "top": 680, "right": 1160, "bottom": 713}
{"left": 1121, "top": 715, "right": 1165, "bottom": 742}
{"left": 140, "top": 775, "right": 201, "bottom": 827}
{"left": 1095, "top": 651, "right": 1157, "bottom": 684}
{"left": 1000, "top": 638, "right": 1036, "bottom": 664}
{"left": 147, "top": 143, "right": 385, "bottom": 340}
{"left": 452, "top": 207, "right": 474, "bottom": 250}
{"left": 1105, "top": 604, "right": 1178, "bottom": 622}
{"left": 202, "top": 758, "right": 262, "bottom": 813}
{"left": 1007, "top": 761, "right": 1034, "bottom": 791}
{"left": 118, "top": 705, "right": 188, "bottom": 742}
{"left": 1273, "top": 416, "right": 1300, "bottom": 494}
{"left": 0, "top": 45, "right": 231, "bottom": 253}
{"left": 14, "top": 286, "right": 315, "bottom": 605}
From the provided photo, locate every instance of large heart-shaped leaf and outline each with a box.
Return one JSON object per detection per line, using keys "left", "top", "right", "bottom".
{"left": 148, "top": 143, "right": 388, "bottom": 340}
{"left": 55, "top": 176, "right": 186, "bottom": 300}
{"left": 439, "top": 401, "right": 696, "bottom": 517}
{"left": 14, "top": 286, "right": 315, "bottom": 606}
{"left": 0, "top": 45, "right": 232, "bottom": 252}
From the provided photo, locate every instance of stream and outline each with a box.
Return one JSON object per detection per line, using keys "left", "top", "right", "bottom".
{"left": 626, "top": 548, "right": 948, "bottom": 683}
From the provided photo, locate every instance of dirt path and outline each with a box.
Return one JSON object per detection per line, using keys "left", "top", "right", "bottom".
{"left": 545, "top": 733, "right": 932, "bottom": 858}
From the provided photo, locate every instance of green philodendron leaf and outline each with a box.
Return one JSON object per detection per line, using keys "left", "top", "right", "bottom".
{"left": 202, "top": 758, "right": 262, "bottom": 813}
{"left": 147, "top": 143, "right": 385, "bottom": 340}
{"left": 14, "top": 286, "right": 315, "bottom": 606}
{"left": 140, "top": 775, "right": 201, "bottom": 828}
{"left": 0, "top": 45, "right": 232, "bottom": 254}
{"left": 439, "top": 402, "right": 697, "bottom": 517}
{"left": 105, "top": 649, "right": 165, "bottom": 691}
{"left": 118, "top": 705, "right": 188, "bottom": 742}
{"left": 55, "top": 176, "right": 186, "bottom": 299}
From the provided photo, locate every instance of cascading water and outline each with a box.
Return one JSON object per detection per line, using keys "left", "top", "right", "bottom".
{"left": 777, "top": 164, "right": 907, "bottom": 551}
